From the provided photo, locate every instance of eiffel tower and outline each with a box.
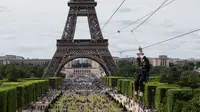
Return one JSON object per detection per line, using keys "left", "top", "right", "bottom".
{"left": 43, "top": 0, "right": 117, "bottom": 77}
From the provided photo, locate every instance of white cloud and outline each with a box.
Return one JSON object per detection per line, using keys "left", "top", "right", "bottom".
{"left": 0, "top": 0, "right": 200, "bottom": 59}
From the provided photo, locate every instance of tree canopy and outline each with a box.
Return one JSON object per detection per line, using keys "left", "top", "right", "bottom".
{"left": 0, "top": 64, "right": 45, "bottom": 81}
{"left": 116, "top": 60, "right": 200, "bottom": 88}
{"left": 116, "top": 60, "right": 137, "bottom": 77}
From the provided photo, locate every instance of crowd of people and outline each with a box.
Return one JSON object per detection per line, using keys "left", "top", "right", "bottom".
{"left": 23, "top": 89, "right": 61, "bottom": 112}
{"left": 22, "top": 72, "right": 134, "bottom": 112}
{"left": 48, "top": 73, "right": 125, "bottom": 112}
{"left": 50, "top": 91, "right": 122, "bottom": 112}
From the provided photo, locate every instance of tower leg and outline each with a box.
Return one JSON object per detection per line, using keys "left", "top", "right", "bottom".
{"left": 43, "top": 53, "right": 63, "bottom": 77}
{"left": 88, "top": 12, "right": 103, "bottom": 39}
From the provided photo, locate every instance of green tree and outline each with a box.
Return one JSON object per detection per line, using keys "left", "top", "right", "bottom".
{"left": 188, "top": 71, "right": 200, "bottom": 88}
{"left": 0, "top": 65, "right": 7, "bottom": 77}
{"left": 182, "top": 62, "right": 195, "bottom": 71}
{"left": 178, "top": 70, "right": 200, "bottom": 88}
{"left": 5, "top": 65, "right": 20, "bottom": 81}
{"left": 0, "top": 64, "right": 45, "bottom": 79}
{"left": 150, "top": 66, "right": 167, "bottom": 75}
{"left": 160, "top": 66, "right": 182, "bottom": 84}
{"left": 116, "top": 60, "right": 137, "bottom": 77}
{"left": 169, "top": 62, "right": 176, "bottom": 67}
{"left": 0, "top": 74, "right": 3, "bottom": 80}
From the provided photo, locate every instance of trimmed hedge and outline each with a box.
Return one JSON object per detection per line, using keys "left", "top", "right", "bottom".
{"left": 20, "top": 80, "right": 49, "bottom": 106}
{"left": 1, "top": 82, "right": 20, "bottom": 87}
{"left": 0, "top": 79, "right": 50, "bottom": 111}
{"left": 0, "top": 88, "right": 8, "bottom": 112}
{"left": 108, "top": 77, "right": 122, "bottom": 87}
{"left": 7, "top": 87, "right": 17, "bottom": 112}
{"left": 0, "top": 77, "right": 64, "bottom": 112}
{"left": 155, "top": 85, "right": 180, "bottom": 112}
{"left": 49, "top": 77, "right": 63, "bottom": 89}
{"left": 128, "top": 80, "right": 134, "bottom": 97}
{"left": 144, "top": 82, "right": 166, "bottom": 107}
{"left": 117, "top": 79, "right": 122, "bottom": 92}
{"left": 0, "top": 81, "right": 4, "bottom": 86}
{"left": 103, "top": 77, "right": 134, "bottom": 98}
{"left": 117, "top": 79, "right": 131, "bottom": 95}
{"left": 166, "top": 89, "right": 200, "bottom": 112}
{"left": 148, "top": 76, "right": 160, "bottom": 82}
{"left": 103, "top": 76, "right": 200, "bottom": 112}
{"left": 17, "top": 85, "right": 24, "bottom": 109}
{"left": 0, "top": 86, "right": 17, "bottom": 112}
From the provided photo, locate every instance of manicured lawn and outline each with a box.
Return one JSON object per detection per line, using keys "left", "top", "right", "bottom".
{"left": 49, "top": 93, "right": 127, "bottom": 112}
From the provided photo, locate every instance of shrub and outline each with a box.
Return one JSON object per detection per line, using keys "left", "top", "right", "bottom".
{"left": 117, "top": 79, "right": 122, "bottom": 92}
{"left": 49, "top": 77, "right": 63, "bottom": 89}
{"left": 0, "top": 74, "right": 3, "bottom": 80}
{"left": 166, "top": 89, "right": 195, "bottom": 112}
{"left": 149, "top": 76, "right": 160, "bottom": 82}
{"left": 108, "top": 76, "right": 124, "bottom": 87}
{"left": 0, "top": 88, "right": 7, "bottom": 112}
{"left": 155, "top": 85, "right": 179, "bottom": 112}
{"left": 0, "top": 87, "right": 17, "bottom": 112}
{"left": 16, "top": 85, "right": 25, "bottom": 109}
{"left": 1, "top": 82, "right": 20, "bottom": 87}
{"left": 144, "top": 82, "right": 166, "bottom": 108}
{"left": 7, "top": 87, "right": 17, "bottom": 112}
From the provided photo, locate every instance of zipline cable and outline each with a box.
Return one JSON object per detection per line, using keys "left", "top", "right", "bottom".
{"left": 131, "top": 31, "right": 140, "bottom": 47}
{"left": 105, "top": 0, "right": 175, "bottom": 36}
{"left": 142, "top": 28, "right": 200, "bottom": 49}
{"left": 130, "top": 0, "right": 168, "bottom": 32}
{"left": 128, "top": 0, "right": 168, "bottom": 52}
{"left": 101, "top": 0, "right": 126, "bottom": 30}
{"left": 115, "top": 28, "right": 200, "bottom": 52}
{"left": 95, "top": 0, "right": 126, "bottom": 37}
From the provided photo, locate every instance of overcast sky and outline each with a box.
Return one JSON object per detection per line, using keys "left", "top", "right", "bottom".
{"left": 0, "top": 0, "right": 200, "bottom": 59}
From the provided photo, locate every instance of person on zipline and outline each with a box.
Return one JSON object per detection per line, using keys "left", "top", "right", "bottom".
{"left": 134, "top": 47, "right": 150, "bottom": 97}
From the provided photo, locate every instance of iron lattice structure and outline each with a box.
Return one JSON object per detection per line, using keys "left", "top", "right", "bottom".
{"left": 43, "top": 0, "right": 117, "bottom": 77}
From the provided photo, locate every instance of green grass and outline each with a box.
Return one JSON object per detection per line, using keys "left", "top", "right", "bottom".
{"left": 49, "top": 94, "right": 127, "bottom": 112}
{"left": 0, "top": 79, "right": 48, "bottom": 87}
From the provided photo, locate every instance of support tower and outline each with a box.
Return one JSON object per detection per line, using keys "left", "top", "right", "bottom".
{"left": 43, "top": 0, "right": 117, "bottom": 77}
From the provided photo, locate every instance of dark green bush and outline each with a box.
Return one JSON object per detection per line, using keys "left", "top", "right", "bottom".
{"left": 0, "top": 88, "right": 8, "bottom": 112}
{"left": 117, "top": 79, "right": 122, "bottom": 92}
{"left": 144, "top": 82, "right": 166, "bottom": 107}
{"left": 7, "top": 87, "right": 17, "bottom": 112}
{"left": 155, "top": 85, "right": 179, "bottom": 112}
{"left": 0, "top": 87, "right": 17, "bottom": 112}
{"left": 128, "top": 80, "right": 134, "bottom": 97}
{"left": 17, "top": 85, "right": 24, "bottom": 109}
{"left": 108, "top": 76, "right": 125, "bottom": 87}
{"left": 149, "top": 76, "right": 160, "bottom": 82}
{"left": 0, "top": 79, "right": 50, "bottom": 111}
{"left": 166, "top": 89, "right": 200, "bottom": 112}
{"left": 49, "top": 77, "right": 63, "bottom": 89}
{"left": 0, "top": 74, "right": 3, "bottom": 80}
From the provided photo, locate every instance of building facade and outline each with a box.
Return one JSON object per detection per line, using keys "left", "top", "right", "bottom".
{"left": 61, "top": 58, "right": 105, "bottom": 77}
{"left": 114, "top": 55, "right": 170, "bottom": 67}
{"left": 0, "top": 55, "right": 50, "bottom": 67}
{"left": 0, "top": 54, "right": 171, "bottom": 69}
{"left": 149, "top": 55, "right": 169, "bottom": 67}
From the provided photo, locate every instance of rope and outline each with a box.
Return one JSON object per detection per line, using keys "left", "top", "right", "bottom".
{"left": 130, "top": 0, "right": 168, "bottom": 32}
{"left": 105, "top": 0, "right": 175, "bottom": 36}
{"left": 94, "top": 0, "right": 126, "bottom": 37}
{"left": 131, "top": 31, "right": 140, "bottom": 47}
{"left": 114, "top": 28, "right": 200, "bottom": 53}
{"left": 142, "top": 28, "right": 200, "bottom": 49}
{"left": 101, "top": 0, "right": 126, "bottom": 30}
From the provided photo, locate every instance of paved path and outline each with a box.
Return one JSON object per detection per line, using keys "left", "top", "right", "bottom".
{"left": 108, "top": 92, "right": 156, "bottom": 112}
{"left": 22, "top": 90, "right": 61, "bottom": 112}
